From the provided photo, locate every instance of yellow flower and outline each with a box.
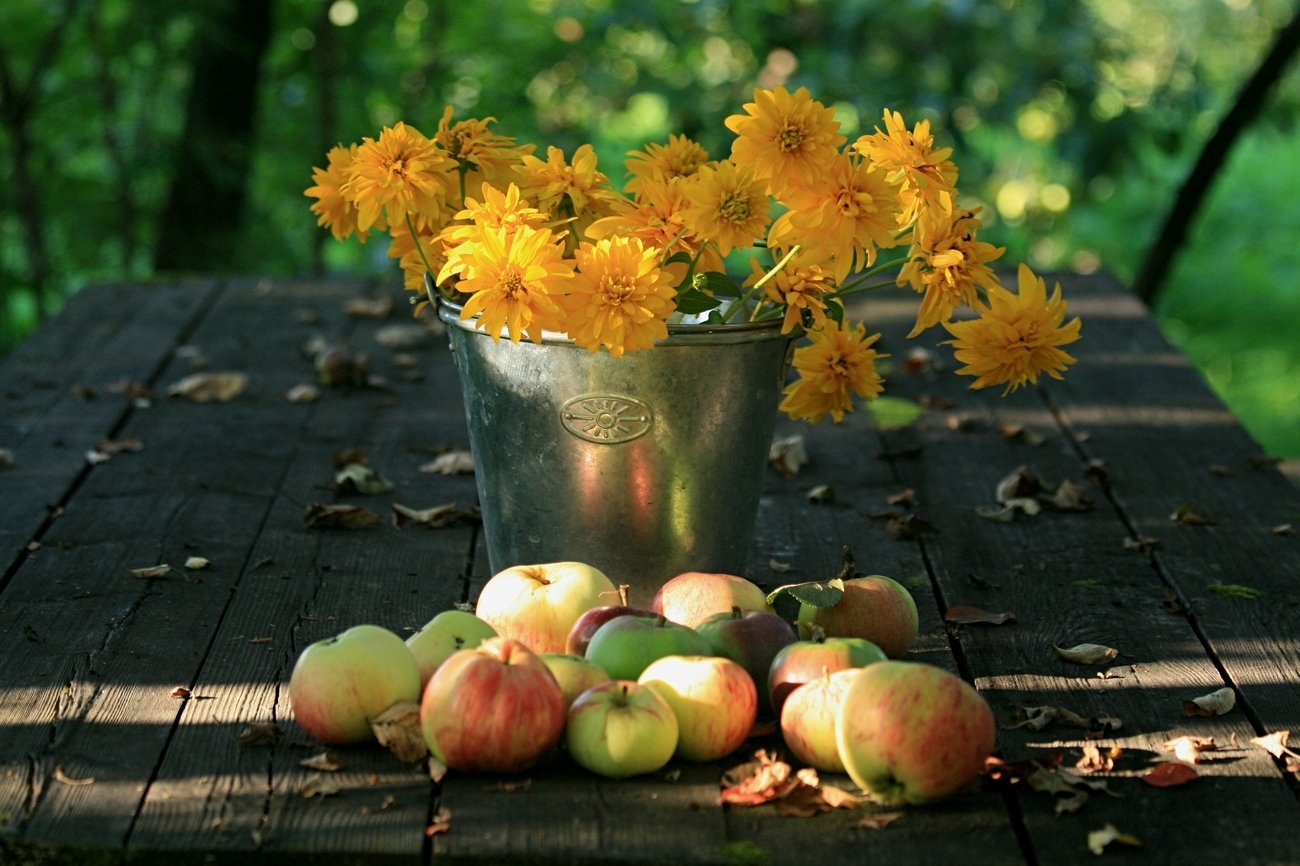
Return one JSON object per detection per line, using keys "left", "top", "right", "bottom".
{"left": 679, "top": 160, "right": 770, "bottom": 256}
{"left": 780, "top": 320, "right": 887, "bottom": 423}
{"left": 454, "top": 224, "right": 573, "bottom": 344}
{"left": 561, "top": 236, "right": 678, "bottom": 356}
{"left": 586, "top": 176, "right": 723, "bottom": 274}
{"left": 305, "top": 144, "right": 371, "bottom": 241}
{"left": 855, "top": 109, "right": 959, "bottom": 226}
{"left": 746, "top": 254, "right": 834, "bottom": 334}
{"left": 943, "top": 264, "right": 1082, "bottom": 394}
{"left": 767, "top": 153, "right": 900, "bottom": 284}
{"left": 341, "top": 122, "right": 456, "bottom": 232}
{"left": 624, "top": 134, "right": 710, "bottom": 196}
{"left": 438, "top": 183, "right": 551, "bottom": 286}
{"left": 725, "top": 86, "right": 845, "bottom": 195}
{"left": 898, "top": 208, "right": 1005, "bottom": 337}
{"left": 434, "top": 105, "right": 535, "bottom": 188}
{"left": 516, "top": 144, "right": 624, "bottom": 239}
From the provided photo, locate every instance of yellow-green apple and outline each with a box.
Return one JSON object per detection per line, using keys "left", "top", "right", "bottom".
{"left": 565, "top": 680, "right": 679, "bottom": 778}
{"left": 584, "top": 614, "right": 712, "bottom": 680}
{"left": 289, "top": 624, "right": 422, "bottom": 745}
{"left": 694, "top": 607, "right": 797, "bottom": 718}
{"left": 767, "top": 636, "right": 887, "bottom": 718}
{"left": 539, "top": 652, "right": 613, "bottom": 706}
{"left": 836, "top": 660, "right": 995, "bottom": 805}
{"left": 406, "top": 609, "right": 497, "bottom": 685}
{"left": 565, "top": 589, "right": 653, "bottom": 657}
{"left": 420, "top": 637, "right": 567, "bottom": 772}
{"left": 779, "top": 669, "right": 862, "bottom": 773}
{"left": 638, "top": 655, "right": 757, "bottom": 762}
{"left": 797, "top": 574, "right": 918, "bottom": 658}
{"left": 474, "top": 561, "right": 618, "bottom": 654}
{"left": 651, "top": 571, "right": 772, "bottom": 628}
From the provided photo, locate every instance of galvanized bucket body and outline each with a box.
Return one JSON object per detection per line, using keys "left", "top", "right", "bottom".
{"left": 439, "top": 303, "right": 794, "bottom": 607}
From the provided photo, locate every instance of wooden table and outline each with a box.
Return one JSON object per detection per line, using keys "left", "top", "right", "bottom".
{"left": 1, "top": 273, "right": 1298, "bottom": 865}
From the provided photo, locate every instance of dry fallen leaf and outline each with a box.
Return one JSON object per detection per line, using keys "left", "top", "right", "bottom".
{"left": 1169, "top": 502, "right": 1215, "bottom": 526}
{"left": 1049, "top": 478, "right": 1093, "bottom": 512}
{"left": 371, "top": 702, "right": 427, "bottom": 763}
{"left": 53, "top": 765, "right": 94, "bottom": 787}
{"left": 184, "top": 556, "right": 210, "bottom": 570}
{"left": 1249, "top": 730, "right": 1293, "bottom": 758}
{"left": 1161, "top": 735, "right": 1216, "bottom": 764}
{"left": 1142, "top": 762, "right": 1198, "bottom": 788}
{"left": 806, "top": 484, "right": 835, "bottom": 504}
{"left": 238, "top": 722, "right": 282, "bottom": 746}
{"left": 374, "top": 323, "right": 429, "bottom": 349}
{"left": 944, "top": 605, "right": 1016, "bottom": 626}
{"left": 1075, "top": 743, "right": 1121, "bottom": 773}
{"left": 768, "top": 559, "right": 793, "bottom": 574}
{"left": 1054, "top": 643, "right": 1120, "bottom": 665}
{"left": 169, "top": 686, "right": 192, "bottom": 699}
{"left": 999, "top": 424, "right": 1046, "bottom": 446}
{"left": 419, "top": 450, "right": 476, "bottom": 476}
{"left": 344, "top": 295, "right": 393, "bottom": 319}
{"left": 131, "top": 564, "right": 173, "bottom": 579}
{"left": 1123, "top": 534, "right": 1161, "bottom": 552}
{"left": 425, "top": 807, "right": 452, "bottom": 837}
{"left": 1270, "top": 523, "right": 1293, "bottom": 536}
{"left": 995, "top": 465, "right": 1045, "bottom": 503}
{"left": 335, "top": 462, "right": 395, "bottom": 496}
{"left": 1184, "top": 687, "right": 1236, "bottom": 717}
{"left": 285, "top": 383, "right": 320, "bottom": 403}
{"left": 1087, "top": 823, "right": 1141, "bottom": 855}
{"left": 976, "top": 499, "right": 1040, "bottom": 522}
{"left": 858, "top": 811, "right": 905, "bottom": 830}
{"left": 301, "top": 777, "right": 343, "bottom": 798}
{"left": 1055, "top": 789, "right": 1089, "bottom": 815}
{"left": 300, "top": 752, "right": 343, "bottom": 772}
{"left": 720, "top": 750, "right": 797, "bottom": 805}
{"left": 768, "top": 434, "right": 808, "bottom": 478}
{"left": 303, "top": 503, "right": 383, "bottom": 530}
{"left": 427, "top": 756, "right": 448, "bottom": 784}
{"left": 167, "top": 372, "right": 248, "bottom": 403}
{"left": 886, "top": 513, "right": 939, "bottom": 539}
{"left": 392, "top": 502, "right": 479, "bottom": 529}
{"left": 98, "top": 437, "right": 144, "bottom": 454}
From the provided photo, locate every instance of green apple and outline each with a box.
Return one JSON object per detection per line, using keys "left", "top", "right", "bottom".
{"left": 565, "top": 680, "right": 679, "bottom": 778}
{"left": 289, "top": 624, "right": 422, "bottom": 744}
{"left": 836, "top": 660, "right": 995, "bottom": 805}
{"left": 420, "top": 637, "right": 567, "bottom": 773}
{"left": 406, "top": 609, "right": 498, "bottom": 685}
{"left": 474, "top": 561, "right": 619, "bottom": 654}
{"left": 767, "top": 636, "right": 888, "bottom": 718}
{"left": 797, "top": 574, "right": 919, "bottom": 658}
{"left": 779, "top": 669, "right": 862, "bottom": 773}
{"left": 638, "top": 655, "right": 757, "bottom": 762}
{"left": 539, "top": 652, "right": 613, "bottom": 706}
{"left": 651, "top": 571, "right": 772, "bottom": 628}
{"left": 584, "top": 614, "right": 712, "bottom": 681}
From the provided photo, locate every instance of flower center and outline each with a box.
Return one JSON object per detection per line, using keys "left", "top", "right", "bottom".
{"left": 718, "top": 193, "right": 752, "bottom": 225}
{"left": 498, "top": 266, "right": 525, "bottom": 299}
{"left": 778, "top": 123, "right": 805, "bottom": 153}
{"left": 604, "top": 276, "right": 635, "bottom": 304}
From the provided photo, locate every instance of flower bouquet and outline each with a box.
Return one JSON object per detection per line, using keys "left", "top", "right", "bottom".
{"left": 306, "top": 85, "right": 1082, "bottom": 424}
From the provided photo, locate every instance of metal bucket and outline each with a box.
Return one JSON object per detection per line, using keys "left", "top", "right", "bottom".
{"left": 438, "top": 302, "right": 795, "bottom": 607}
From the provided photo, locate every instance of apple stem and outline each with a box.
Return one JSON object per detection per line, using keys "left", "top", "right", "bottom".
{"left": 618, "top": 584, "right": 630, "bottom": 606}
{"left": 618, "top": 683, "right": 630, "bottom": 706}
{"left": 730, "top": 605, "right": 742, "bottom": 618}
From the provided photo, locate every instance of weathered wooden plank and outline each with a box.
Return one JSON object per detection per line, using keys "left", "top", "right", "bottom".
{"left": 859, "top": 274, "right": 1300, "bottom": 864}
{"left": 0, "top": 279, "right": 220, "bottom": 577}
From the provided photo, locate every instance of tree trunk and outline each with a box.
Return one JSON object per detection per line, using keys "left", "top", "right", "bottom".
{"left": 153, "top": 0, "right": 274, "bottom": 272}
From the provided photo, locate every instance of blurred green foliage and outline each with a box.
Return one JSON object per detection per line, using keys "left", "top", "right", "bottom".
{"left": 1, "top": 0, "right": 1298, "bottom": 453}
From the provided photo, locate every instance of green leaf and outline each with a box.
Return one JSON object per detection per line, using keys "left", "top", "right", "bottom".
{"left": 673, "top": 287, "right": 722, "bottom": 315}
{"left": 697, "top": 270, "right": 742, "bottom": 297}
{"left": 867, "top": 395, "right": 926, "bottom": 430}
{"left": 766, "top": 577, "right": 845, "bottom": 608}
{"left": 1205, "top": 582, "right": 1261, "bottom": 599}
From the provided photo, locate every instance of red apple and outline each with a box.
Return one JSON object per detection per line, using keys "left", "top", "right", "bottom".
{"left": 420, "top": 637, "right": 567, "bottom": 773}
{"left": 779, "top": 669, "right": 861, "bottom": 773}
{"left": 474, "top": 561, "right": 618, "bottom": 654}
{"left": 565, "top": 680, "right": 679, "bottom": 778}
{"left": 565, "top": 585, "right": 653, "bottom": 656}
{"left": 651, "top": 571, "right": 773, "bottom": 628}
{"left": 796, "top": 574, "right": 918, "bottom": 658}
{"left": 406, "top": 609, "right": 498, "bottom": 685}
{"left": 638, "top": 655, "right": 757, "bottom": 762}
{"left": 538, "top": 652, "right": 613, "bottom": 707}
{"left": 694, "top": 607, "right": 797, "bottom": 717}
{"left": 584, "top": 614, "right": 712, "bottom": 681}
{"left": 767, "top": 636, "right": 888, "bottom": 718}
{"left": 836, "top": 660, "right": 996, "bottom": 805}
{"left": 289, "top": 624, "right": 422, "bottom": 745}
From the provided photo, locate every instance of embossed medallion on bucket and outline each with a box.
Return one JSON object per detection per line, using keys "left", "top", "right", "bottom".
{"left": 560, "top": 394, "right": 653, "bottom": 444}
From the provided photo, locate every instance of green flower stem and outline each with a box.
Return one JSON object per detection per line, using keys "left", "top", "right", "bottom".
{"left": 405, "top": 213, "right": 439, "bottom": 297}
{"left": 722, "top": 244, "right": 801, "bottom": 323}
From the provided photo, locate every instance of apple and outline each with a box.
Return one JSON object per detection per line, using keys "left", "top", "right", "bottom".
{"left": 406, "top": 609, "right": 498, "bottom": 685}
{"left": 638, "top": 655, "right": 757, "bottom": 762}
{"left": 836, "top": 660, "right": 996, "bottom": 805}
{"left": 585, "top": 614, "right": 713, "bottom": 680}
{"left": 474, "top": 561, "right": 619, "bottom": 654}
{"left": 694, "top": 607, "right": 797, "bottom": 717}
{"left": 797, "top": 574, "right": 919, "bottom": 658}
{"left": 779, "top": 669, "right": 862, "bottom": 773}
{"left": 539, "top": 652, "right": 613, "bottom": 706}
{"left": 651, "top": 571, "right": 773, "bottom": 628}
{"left": 565, "top": 680, "right": 679, "bottom": 778}
{"left": 565, "top": 586, "right": 653, "bottom": 656}
{"left": 289, "top": 624, "right": 422, "bottom": 745}
{"left": 767, "top": 636, "right": 888, "bottom": 718}
{"left": 420, "top": 636, "right": 567, "bottom": 773}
